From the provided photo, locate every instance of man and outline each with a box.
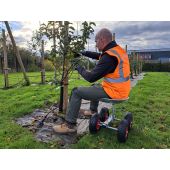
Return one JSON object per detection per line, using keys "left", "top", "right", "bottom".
{"left": 53, "top": 28, "right": 130, "bottom": 134}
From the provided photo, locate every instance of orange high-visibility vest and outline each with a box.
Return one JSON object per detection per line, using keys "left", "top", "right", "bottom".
{"left": 101, "top": 45, "right": 131, "bottom": 99}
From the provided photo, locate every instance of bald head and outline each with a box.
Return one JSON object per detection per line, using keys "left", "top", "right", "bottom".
{"left": 96, "top": 28, "right": 112, "bottom": 42}
{"left": 95, "top": 28, "right": 113, "bottom": 51}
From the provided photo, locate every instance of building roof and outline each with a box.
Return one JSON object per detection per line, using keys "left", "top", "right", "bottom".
{"left": 128, "top": 48, "right": 170, "bottom": 53}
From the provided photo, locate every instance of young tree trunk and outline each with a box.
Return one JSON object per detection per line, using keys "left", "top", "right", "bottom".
{"left": 54, "top": 62, "right": 57, "bottom": 83}
{"left": 59, "top": 53, "right": 66, "bottom": 112}
{"left": 4, "top": 21, "right": 30, "bottom": 85}
{"left": 0, "top": 56, "right": 3, "bottom": 73}
{"left": 59, "top": 21, "right": 70, "bottom": 113}
{"left": 63, "top": 59, "right": 69, "bottom": 113}
{"left": 59, "top": 81, "right": 64, "bottom": 112}
{"left": 41, "top": 40, "right": 45, "bottom": 84}
{"left": 52, "top": 22, "right": 58, "bottom": 85}
{"left": 2, "top": 29, "right": 9, "bottom": 88}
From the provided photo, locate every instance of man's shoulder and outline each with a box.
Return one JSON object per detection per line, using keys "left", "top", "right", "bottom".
{"left": 100, "top": 53, "right": 118, "bottom": 63}
{"left": 101, "top": 50, "right": 117, "bottom": 58}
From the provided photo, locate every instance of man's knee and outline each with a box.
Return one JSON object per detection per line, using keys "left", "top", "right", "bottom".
{"left": 71, "top": 87, "right": 79, "bottom": 96}
{"left": 69, "top": 87, "right": 81, "bottom": 101}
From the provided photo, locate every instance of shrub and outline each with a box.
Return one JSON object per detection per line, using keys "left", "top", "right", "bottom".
{"left": 44, "top": 59, "right": 54, "bottom": 71}
{"left": 143, "top": 62, "right": 170, "bottom": 72}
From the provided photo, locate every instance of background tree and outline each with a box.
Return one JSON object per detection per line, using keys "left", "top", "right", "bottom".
{"left": 28, "top": 30, "right": 47, "bottom": 83}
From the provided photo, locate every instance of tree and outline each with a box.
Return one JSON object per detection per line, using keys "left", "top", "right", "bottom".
{"left": 39, "top": 21, "right": 96, "bottom": 113}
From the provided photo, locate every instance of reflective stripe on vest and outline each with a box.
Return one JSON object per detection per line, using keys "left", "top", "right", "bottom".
{"left": 104, "top": 76, "right": 130, "bottom": 83}
{"left": 104, "top": 49, "right": 130, "bottom": 83}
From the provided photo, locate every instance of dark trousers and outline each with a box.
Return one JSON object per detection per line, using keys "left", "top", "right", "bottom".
{"left": 65, "top": 84, "right": 110, "bottom": 123}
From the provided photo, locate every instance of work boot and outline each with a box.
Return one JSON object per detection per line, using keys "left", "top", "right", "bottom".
{"left": 53, "top": 122, "right": 77, "bottom": 134}
{"left": 84, "top": 110, "right": 96, "bottom": 116}
{"left": 79, "top": 109, "right": 96, "bottom": 116}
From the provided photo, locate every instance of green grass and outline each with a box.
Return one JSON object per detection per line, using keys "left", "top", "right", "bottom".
{"left": 0, "top": 71, "right": 90, "bottom": 148}
{"left": 0, "top": 72, "right": 170, "bottom": 148}
{"left": 71, "top": 72, "right": 170, "bottom": 149}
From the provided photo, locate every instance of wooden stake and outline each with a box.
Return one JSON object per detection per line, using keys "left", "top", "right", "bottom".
{"left": 62, "top": 21, "right": 69, "bottom": 113}
{"left": 41, "top": 40, "right": 45, "bottom": 84}
{"left": 112, "top": 33, "right": 115, "bottom": 41}
{"left": 4, "top": 21, "right": 30, "bottom": 85}
{"left": 2, "top": 29, "right": 9, "bottom": 88}
{"left": 125, "top": 45, "right": 128, "bottom": 52}
{"left": 63, "top": 60, "right": 69, "bottom": 113}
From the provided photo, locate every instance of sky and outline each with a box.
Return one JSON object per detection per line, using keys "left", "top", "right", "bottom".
{"left": 1, "top": 21, "right": 170, "bottom": 52}
{"left": 0, "top": 0, "right": 170, "bottom": 169}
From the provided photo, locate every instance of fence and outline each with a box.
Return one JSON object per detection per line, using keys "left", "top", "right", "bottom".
{"left": 0, "top": 51, "right": 144, "bottom": 89}
{"left": 0, "top": 71, "right": 81, "bottom": 89}
{"left": 129, "top": 52, "right": 143, "bottom": 79}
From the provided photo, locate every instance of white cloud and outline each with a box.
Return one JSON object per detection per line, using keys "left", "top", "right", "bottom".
{"left": 9, "top": 21, "right": 39, "bottom": 48}
{"left": 6, "top": 21, "right": 170, "bottom": 52}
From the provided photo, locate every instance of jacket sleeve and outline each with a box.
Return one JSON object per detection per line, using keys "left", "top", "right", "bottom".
{"left": 78, "top": 54, "right": 118, "bottom": 83}
{"left": 82, "top": 51, "right": 101, "bottom": 60}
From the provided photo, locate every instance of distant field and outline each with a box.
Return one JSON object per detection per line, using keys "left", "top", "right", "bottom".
{"left": 0, "top": 72, "right": 170, "bottom": 148}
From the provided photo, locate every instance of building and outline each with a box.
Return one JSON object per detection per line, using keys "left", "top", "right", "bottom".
{"left": 128, "top": 48, "right": 170, "bottom": 63}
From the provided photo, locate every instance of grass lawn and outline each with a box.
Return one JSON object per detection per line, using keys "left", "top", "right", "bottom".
{"left": 0, "top": 72, "right": 170, "bottom": 148}
{"left": 0, "top": 72, "right": 90, "bottom": 148}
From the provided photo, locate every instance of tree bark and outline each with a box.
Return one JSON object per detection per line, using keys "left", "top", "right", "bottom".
{"left": 4, "top": 21, "right": 30, "bottom": 85}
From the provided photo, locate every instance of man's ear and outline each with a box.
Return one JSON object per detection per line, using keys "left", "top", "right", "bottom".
{"left": 101, "top": 38, "right": 105, "bottom": 46}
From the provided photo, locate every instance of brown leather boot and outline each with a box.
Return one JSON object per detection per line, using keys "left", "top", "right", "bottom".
{"left": 53, "top": 122, "right": 77, "bottom": 134}
{"left": 79, "top": 109, "right": 96, "bottom": 116}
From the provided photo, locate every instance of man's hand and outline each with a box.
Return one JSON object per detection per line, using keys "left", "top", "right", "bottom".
{"left": 73, "top": 51, "right": 81, "bottom": 58}
{"left": 80, "top": 51, "right": 86, "bottom": 56}
{"left": 75, "top": 65, "right": 84, "bottom": 74}
{"left": 73, "top": 51, "right": 87, "bottom": 58}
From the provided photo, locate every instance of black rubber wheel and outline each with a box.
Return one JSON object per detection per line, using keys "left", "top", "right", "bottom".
{"left": 124, "top": 112, "right": 133, "bottom": 130}
{"left": 89, "top": 114, "right": 101, "bottom": 134}
{"left": 99, "top": 107, "right": 109, "bottom": 122}
{"left": 117, "top": 119, "right": 129, "bottom": 143}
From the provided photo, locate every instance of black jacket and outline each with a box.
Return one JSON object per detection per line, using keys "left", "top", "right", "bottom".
{"left": 77, "top": 40, "right": 118, "bottom": 83}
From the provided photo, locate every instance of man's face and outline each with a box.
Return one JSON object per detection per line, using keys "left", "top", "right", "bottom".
{"left": 95, "top": 36, "right": 104, "bottom": 52}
